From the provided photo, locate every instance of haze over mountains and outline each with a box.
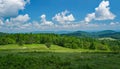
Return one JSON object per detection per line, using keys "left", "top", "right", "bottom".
{"left": 32, "top": 31, "right": 72, "bottom": 34}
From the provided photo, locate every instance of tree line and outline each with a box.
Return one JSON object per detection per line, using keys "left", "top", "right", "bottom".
{"left": 0, "top": 33, "right": 120, "bottom": 51}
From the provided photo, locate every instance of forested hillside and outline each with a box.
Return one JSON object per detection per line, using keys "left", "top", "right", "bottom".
{"left": 0, "top": 33, "right": 120, "bottom": 52}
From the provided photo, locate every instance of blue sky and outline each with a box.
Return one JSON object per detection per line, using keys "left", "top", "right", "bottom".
{"left": 21, "top": 0, "right": 120, "bottom": 21}
{"left": 0, "top": 0, "right": 120, "bottom": 33}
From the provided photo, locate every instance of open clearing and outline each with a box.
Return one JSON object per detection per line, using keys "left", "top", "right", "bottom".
{"left": 0, "top": 44, "right": 110, "bottom": 53}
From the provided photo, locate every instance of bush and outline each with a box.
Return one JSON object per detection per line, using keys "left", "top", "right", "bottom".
{"left": 95, "top": 43, "right": 107, "bottom": 50}
{"left": 45, "top": 42, "right": 51, "bottom": 48}
{"left": 89, "top": 42, "right": 95, "bottom": 50}
{"left": 64, "top": 43, "right": 71, "bottom": 48}
{"left": 17, "top": 41, "right": 24, "bottom": 46}
{"left": 71, "top": 43, "right": 79, "bottom": 49}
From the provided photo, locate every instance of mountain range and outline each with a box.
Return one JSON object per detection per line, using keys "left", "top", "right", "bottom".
{"left": 0, "top": 30, "right": 120, "bottom": 39}
{"left": 62, "top": 30, "right": 120, "bottom": 39}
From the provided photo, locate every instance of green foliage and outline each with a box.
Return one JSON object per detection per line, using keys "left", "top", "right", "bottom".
{"left": 0, "top": 52, "right": 120, "bottom": 69}
{"left": 0, "top": 37, "right": 15, "bottom": 45}
{"left": 45, "top": 42, "right": 51, "bottom": 48}
{"left": 0, "top": 33, "right": 120, "bottom": 51}
{"left": 17, "top": 40, "right": 24, "bottom": 46}
{"left": 71, "top": 42, "right": 79, "bottom": 49}
{"left": 89, "top": 42, "right": 95, "bottom": 50}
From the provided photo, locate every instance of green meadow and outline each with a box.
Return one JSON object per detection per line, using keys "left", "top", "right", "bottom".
{"left": 0, "top": 44, "right": 108, "bottom": 53}
{"left": 0, "top": 44, "right": 120, "bottom": 69}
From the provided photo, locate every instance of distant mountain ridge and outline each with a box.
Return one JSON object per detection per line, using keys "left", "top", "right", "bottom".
{"left": 0, "top": 30, "right": 120, "bottom": 39}
{"left": 62, "top": 31, "right": 91, "bottom": 37}
{"left": 94, "top": 30, "right": 116, "bottom": 35}
{"left": 32, "top": 31, "right": 72, "bottom": 34}
{"left": 63, "top": 30, "right": 120, "bottom": 39}
{"left": 0, "top": 32, "right": 7, "bottom": 36}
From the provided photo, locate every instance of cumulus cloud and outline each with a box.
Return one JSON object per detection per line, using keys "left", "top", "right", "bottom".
{"left": 52, "top": 10, "right": 75, "bottom": 24}
{"left": 84, "top": 0, "right": 116, "bottom": 23}
{"left": 0, "top": 0, "right": 30, "bottom": 17}
{"left": 85, "top": 13, "right": 95, "bottom": 23}
{"left": 10, "top": 14, "right": 30, "bottom": 23}
{"left": 3, "top": 14, "right": 30, "bottom": 29}
{"left": 40, "top": 14, "right": 54, "bottom": 26}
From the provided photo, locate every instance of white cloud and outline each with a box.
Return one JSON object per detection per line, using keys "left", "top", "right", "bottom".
{"left": 0, "top": 0, "right": 30, "bottom": 17}
{"left": 40, "top": 14, "right": 54, "bottom": 26}
{"left": 0, "top": 19, "right": 4, "bottom": 25}
{"left": 110, "top": 22, "right": 119, "bottom": 25}
{"left": 95, "top": 0, "right": 115, "bottom": 20}
{"left": 10, "top": 14, "right": 30, "bottom": 23}
{"left": 85, "top": 13, "right": 95, "bottom": 23}
{"left": 52, "top": 10, "right": 75, "bottom": 24}
{"left": 3, "top": 14, "right": 30, "bottom": 29}
{"left": 110, "top": 22, "right": 115, "bottom": 25}
{"left": 84, "top": 0, "right": 116, "bottom": 23}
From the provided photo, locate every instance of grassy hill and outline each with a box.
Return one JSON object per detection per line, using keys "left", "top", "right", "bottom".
{"left": 0, "top": 44, "right": 105, "bottom": 53}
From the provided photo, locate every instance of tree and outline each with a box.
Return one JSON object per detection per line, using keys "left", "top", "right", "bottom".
{"left": 89, "top": 42, "right": 95, "bottom": 50}
{"left": 45, "top": 42, "right": 51, "bottom": 48}
{"left": 16, "top": 34, "right": 24, "bottom": 46}
{"left": 64, "top": 43, "right": 72, "bottom": 48}
{"left": 71, "top": 42, "right": 79, "bottom": 49}
{"left": 95, "top": 43, "right": 107, "bottom": 50}
{"left": 83, "top": 42, "right": 91, "bottom": 49}
{"left": 18, "top": 40, "right": 24, "bottom": 46}
{"left": 0, "top": 37, "right": 15, "bottom": 45}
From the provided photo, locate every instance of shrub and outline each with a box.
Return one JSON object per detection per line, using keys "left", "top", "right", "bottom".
{"left": 45, "top": 42, "right": 51, "bottom": 48}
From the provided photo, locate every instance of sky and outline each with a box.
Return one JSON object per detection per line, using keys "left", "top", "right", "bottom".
{"left": 0, "top": 0, "right": 120, "bottom": 33}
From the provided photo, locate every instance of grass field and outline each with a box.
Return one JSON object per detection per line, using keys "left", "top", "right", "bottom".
{"left": 98, "top": 37, "right": 116, "bottom": 40}
{"left": 0, "top": 44, "right": 120, "bottom": 69}
{"left": 0, "top": 44, "right": 110, "bottom": 53}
